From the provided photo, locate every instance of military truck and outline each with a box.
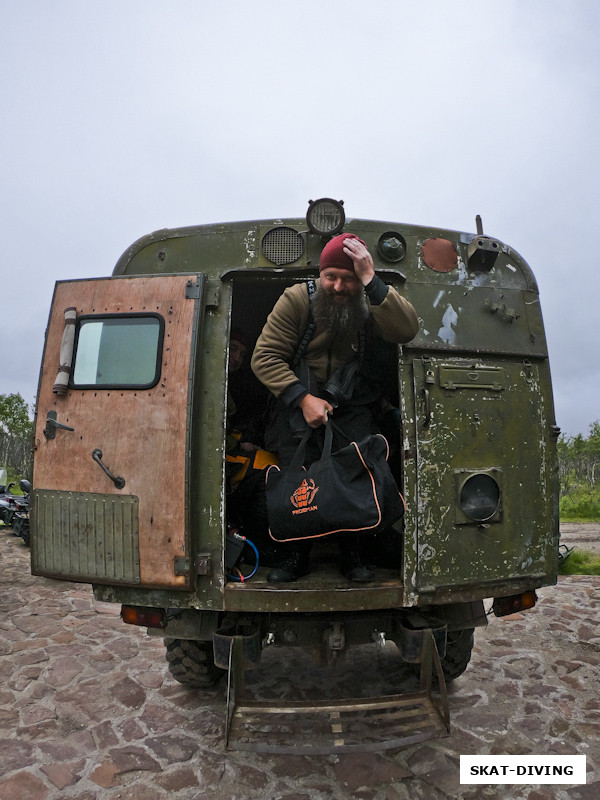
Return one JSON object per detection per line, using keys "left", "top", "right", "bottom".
{"left": 31, "top": 198, "right": 560, "bottom": 753}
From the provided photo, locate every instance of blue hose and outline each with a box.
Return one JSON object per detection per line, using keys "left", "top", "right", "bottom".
{"left": 227, "top": 537, "right": 259, "bottom": 582}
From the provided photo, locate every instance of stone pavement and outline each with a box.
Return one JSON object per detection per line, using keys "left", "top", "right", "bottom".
{"left": 0, "top": 525, "right": 599, "bottom": 800}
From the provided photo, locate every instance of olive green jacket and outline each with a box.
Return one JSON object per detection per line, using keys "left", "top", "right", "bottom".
{"left": 251, "top": 276, "right": 419, "bottom": 407}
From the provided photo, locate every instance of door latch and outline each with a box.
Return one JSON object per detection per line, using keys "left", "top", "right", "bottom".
{"left": 43, "top": 410, "right": 75, "bottom": 440}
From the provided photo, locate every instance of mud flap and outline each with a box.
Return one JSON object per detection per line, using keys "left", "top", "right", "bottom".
{"left": 219, "top": 628, "right": 450, "bottom": 754}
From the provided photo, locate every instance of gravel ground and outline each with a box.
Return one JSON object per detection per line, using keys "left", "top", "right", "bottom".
{"left": 559, "top": 524, "right": 600, "bottom": 557}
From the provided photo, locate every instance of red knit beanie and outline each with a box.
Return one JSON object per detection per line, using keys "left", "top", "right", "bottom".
{"left": 319, "top": 233, "right": 365, "bottom": 272}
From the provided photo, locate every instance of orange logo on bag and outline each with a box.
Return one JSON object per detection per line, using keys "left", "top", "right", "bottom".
{"left": 290, "top": 478, "right": 319, "bottom": 514}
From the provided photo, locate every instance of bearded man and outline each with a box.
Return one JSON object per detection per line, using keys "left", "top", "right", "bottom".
{"left": 251, "top": 233, "right": 419, "bottom": 582}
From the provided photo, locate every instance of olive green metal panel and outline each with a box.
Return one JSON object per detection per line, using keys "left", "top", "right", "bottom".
{"left": 31, "top": 490, "right": 140, "bottom": 585}
{"left": 406, "top": 285, "right": 547, "bottom": 358}
{"left": 410, "top": 356, "right": 558, "bottom": 598}
{"left": 111, "top": 219, "right": 313, "bottom": 276}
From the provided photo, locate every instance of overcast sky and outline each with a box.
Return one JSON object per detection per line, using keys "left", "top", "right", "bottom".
{"left": 1, "top": 0, "right": 598, "bottom": 438}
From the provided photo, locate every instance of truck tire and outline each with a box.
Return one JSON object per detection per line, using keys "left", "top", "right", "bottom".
{"left": 439, "top": 628, "right": 474, "bottom": 682}
{"left": 164, "top": 638, "right": 225, "bottom": 688}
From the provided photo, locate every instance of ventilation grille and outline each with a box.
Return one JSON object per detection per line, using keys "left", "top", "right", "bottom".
{"left": 261, "top": 227, "right": 305, "bottom": 265}
{"left": 31, "top": 490, "right": 140, "bottom": 585}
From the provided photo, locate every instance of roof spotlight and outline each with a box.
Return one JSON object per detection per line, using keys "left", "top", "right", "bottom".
{"left": 306, "top": 198, "right": 345, "bottom": 236}
{"left": 377, "top": 231, "right": 407, "bottom": 262}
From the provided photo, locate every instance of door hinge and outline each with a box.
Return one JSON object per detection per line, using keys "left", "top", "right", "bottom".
{"left": 205, "top": 279, "right": 221, "bottom": 308}
{"left": 174, "top": 557, "right": 190, "bottom": 576}
{"left": 185, "top": 279, "right": 201, "bottom": 299}
{"left": 196, "top": 554, "right": 212, "bottom": 576}
{"left": 174, "top": 554, "right": 212, "bottom": 576}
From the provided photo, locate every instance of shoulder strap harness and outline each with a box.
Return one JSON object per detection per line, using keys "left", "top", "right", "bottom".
{"left": 291, "top": 279, "right": 367, "bottom": 368}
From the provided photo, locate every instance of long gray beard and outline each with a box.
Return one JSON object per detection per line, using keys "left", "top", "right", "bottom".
{"left": 311, "top": 283, "right": 369, "bottom": 336}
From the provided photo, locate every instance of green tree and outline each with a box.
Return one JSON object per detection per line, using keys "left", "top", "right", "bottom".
{"left": 558, "top": 434, "right": 575, "bottom": 497}
{"left": 558, "top": 419, "right": 600, "bottom": 520}
{"left": 0, "top": 393, "right": 33, "bottom": 478}
{"left": 0, "top": 393, "right": 31, "bottom": 436}
{"left": 585, "top": 420, "right": 600, "bottom": 490}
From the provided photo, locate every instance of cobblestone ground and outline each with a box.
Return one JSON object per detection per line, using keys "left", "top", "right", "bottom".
{"left": 0, "top": 525, "right": 599, "bottom": 800}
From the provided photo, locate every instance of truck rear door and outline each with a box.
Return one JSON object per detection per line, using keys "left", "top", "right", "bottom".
{"left": 408, "top": 355, "right": 558, "bottom": 602}
{"left": 31, "top": 274, "right": 204, "bottom": 590}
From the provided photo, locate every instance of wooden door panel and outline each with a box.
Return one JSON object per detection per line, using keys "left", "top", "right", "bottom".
{"left": 32, "top": 275, "right": 201, "bottom": 589}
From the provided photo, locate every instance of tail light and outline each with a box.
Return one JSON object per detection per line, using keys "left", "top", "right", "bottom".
{"left": 121, "top": 605, "right": 166, "bottom": 628}
{"left": 492, "top": 590, "right": 537, "bottom": 617}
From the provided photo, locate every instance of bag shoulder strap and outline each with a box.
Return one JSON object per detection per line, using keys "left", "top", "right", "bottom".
{"left": 291, "top": 279, "right": 317, "bottom": 368}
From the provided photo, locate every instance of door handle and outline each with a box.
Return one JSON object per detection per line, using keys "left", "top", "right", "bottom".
{"left": 43, "top": 411, "right": 75, "bottom": 440}
{"left": 423, "top": 388, "right": 432, "bottom": 428}
{"left": 92, "top": 449, "right": 126, "bottom": 489}
{"left": 423, "top": 366, "right": 435, "bottom": 428}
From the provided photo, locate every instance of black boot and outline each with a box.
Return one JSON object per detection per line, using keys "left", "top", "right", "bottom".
{"left": 367, "top": 526, "right": 403, "bottom": 568}
{"left": 267, "top": 548, "right": 310, "bottom": 583}
{"left": 339, "top": 547, "right": 374, "bottom": 583}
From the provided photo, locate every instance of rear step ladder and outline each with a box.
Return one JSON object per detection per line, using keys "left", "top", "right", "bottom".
{"left": 222, "top": 630, "right": 450, "bottom": 754}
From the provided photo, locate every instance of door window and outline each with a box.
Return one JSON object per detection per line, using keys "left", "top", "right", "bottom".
{"left": 71, "top": 314, "right": 164, "bottom": 388}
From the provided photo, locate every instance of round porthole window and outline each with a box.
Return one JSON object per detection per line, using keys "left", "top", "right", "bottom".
{"left": 458, "top": 473, "right": 500, "bottom": 522}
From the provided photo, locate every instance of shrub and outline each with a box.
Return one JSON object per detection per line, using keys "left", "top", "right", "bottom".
{"left": 558, "top": 549, "right": 600, "bottom": 576}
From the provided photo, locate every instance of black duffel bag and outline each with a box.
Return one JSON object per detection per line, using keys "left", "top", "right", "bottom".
{"left": 265, "top": 420, "right": 405, "bottom": 542}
